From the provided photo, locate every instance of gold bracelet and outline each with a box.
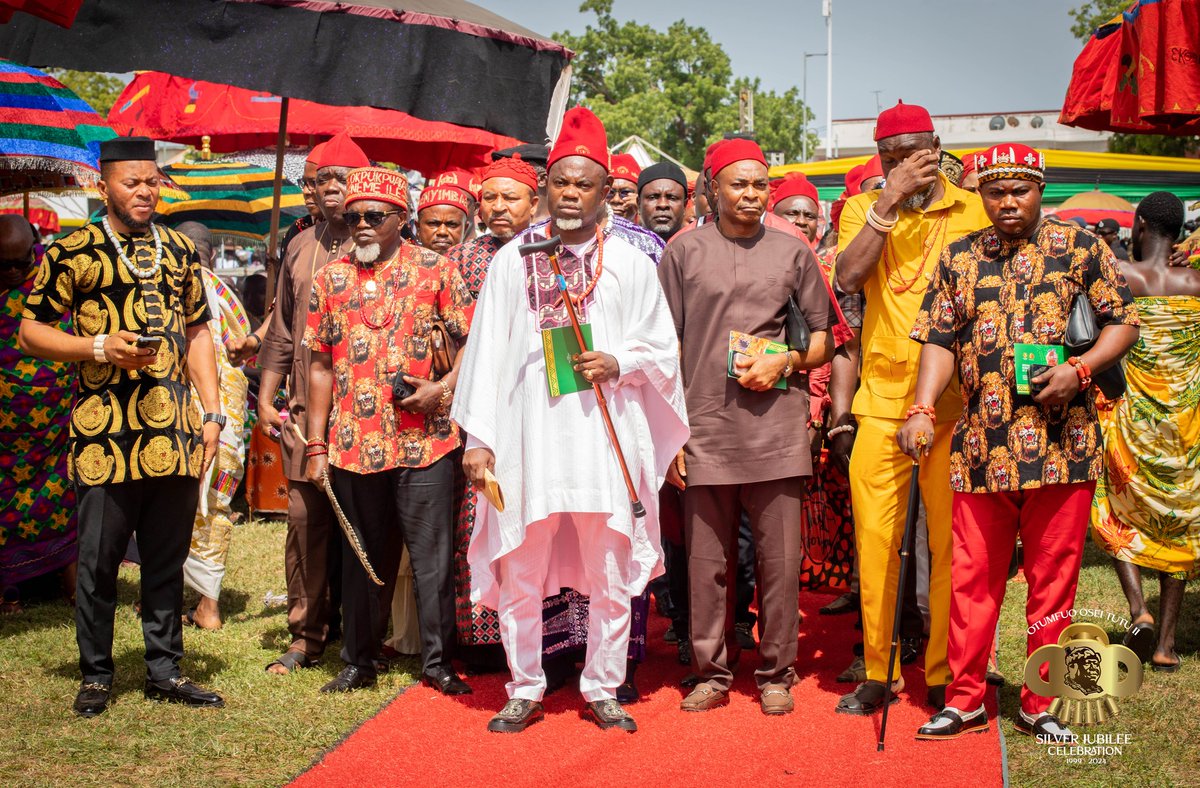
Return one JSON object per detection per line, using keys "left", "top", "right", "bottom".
{"left": 438, "top": 379, "right": 452, "bottom": 405}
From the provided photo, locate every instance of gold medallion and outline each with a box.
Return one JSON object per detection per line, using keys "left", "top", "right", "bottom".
{"left": 139, "top": 434, "right": 177, "bottom": 476}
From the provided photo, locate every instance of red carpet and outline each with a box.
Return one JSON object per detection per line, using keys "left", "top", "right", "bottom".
{"left": 290, "top": 592, "right": 1003, "bottom": 788}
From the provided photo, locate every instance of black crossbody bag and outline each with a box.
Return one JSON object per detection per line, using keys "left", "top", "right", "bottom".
{"left": 1064, "top": 290, "right": 1127, "bottom": 399}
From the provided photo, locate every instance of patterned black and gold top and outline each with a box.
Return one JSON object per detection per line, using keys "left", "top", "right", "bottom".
{"left": 23, "top": 222, "right": 211, "bottom": 487}
{"left": 911, "top": 217, "right": 1138, "bottom": 494}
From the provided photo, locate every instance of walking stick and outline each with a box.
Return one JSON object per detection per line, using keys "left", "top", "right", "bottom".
{"left": 878, "top": 435, "right": 927, "bottom": 751}
{"left": 290, "top": 423, "right": 384, "bottom": 586}
{"left": 517, "top": 234, "right": 646, "bottom": 519}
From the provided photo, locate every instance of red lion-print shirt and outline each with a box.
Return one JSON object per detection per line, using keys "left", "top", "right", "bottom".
{"left": 304, "top": 244, "right": 474, "bottom": 473}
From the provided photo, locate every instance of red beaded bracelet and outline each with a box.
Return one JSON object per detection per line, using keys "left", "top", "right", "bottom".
{"left": 905, "top": 403, "right": 937, "bottom": 424}
{"left": 1067, "top": 356, "right": 1092, "bottom": 390}
{"left": 304, "top": 448, "right": 327, "bottom": 458}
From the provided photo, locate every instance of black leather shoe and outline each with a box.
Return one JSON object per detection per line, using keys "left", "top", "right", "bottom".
{"left": 587, "top": 698, "right": 637, "bottom": 732}
{"left": 916, "top": 707, "right": 989, "bottom": 740}
{"left": 421, "top": 665, "right": 472, "bottom": 696}
{"left": 73, "top": 682, "right": 111, "bottom": 717}
{"left": 835, "top": 680, "right": 901, "bottom": 716}
{"left": 616, "top": 660, "right": 640, "bottom": 704}
{"left": 734, "top": 622, "right": 757, "bottom": 650}
{"left": 487, "top": 699, "right": 544, "bottom": 733}
{"left": 677, "top": 638, "right": 692, "bottom": 666}
{"left": 144, "top": 677, "right": 224, "bottom": 707}
{"left": 663, "top": 623, "right": 679, "bottom": 644}
{"left": 1014, "top": 711, "right": 1076, "bottom": 743}
{"left": 320, "top": 665, "right": 376, "bottom": 693}
{"left": 820, "top": 591, "right": 859, "bottom": 615}
{"left": 900, "top": 637, "right": 922, "bottom": 665}
{"left": 927, "top": 683, "right": 947, "bottom": 710}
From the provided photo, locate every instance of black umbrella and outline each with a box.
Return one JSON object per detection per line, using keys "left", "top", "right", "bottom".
{"left": 0, "top": 0, "right": 572, "bottom": 142}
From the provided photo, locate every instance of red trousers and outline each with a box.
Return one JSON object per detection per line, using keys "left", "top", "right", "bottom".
{"left": 946, "top": 481, "right": 1094, "bottom": 716}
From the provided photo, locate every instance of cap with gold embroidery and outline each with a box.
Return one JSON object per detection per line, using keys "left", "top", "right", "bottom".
{"left": 546, "top": 106, "right": 609, "bottom": 173}
{"left": 344, "top": 167, "right": 409, "bottom": 209}
{"left": 974, "top": 144, "right": 1045, "bottom": 184}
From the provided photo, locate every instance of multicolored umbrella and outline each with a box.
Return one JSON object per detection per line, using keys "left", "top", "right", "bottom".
{"left": 0, "top": 194, "right": 58, "bottom": 232}
{"left": 1051, "top": 190, "right": 1136, "bottom": 228}
{"left": 1060, "top": 0, "right": 1200, "bottom": 135}
{"left": 108, "top": 72, "right": 523, "bottom": 176}
{"left": 0, "top": 57, "right": 115, "bottom": 195}
{"left": 157, "top": 160, "right": 305, "bottom": 242}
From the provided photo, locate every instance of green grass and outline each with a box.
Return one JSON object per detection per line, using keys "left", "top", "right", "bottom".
{"left": 999, "top": 541, "right": 1200, "bottom": 787}
{"left": 0, "top": 520, "right": 419, "bottom": 788}
{"left": 2, "top": 525, "right": 1198, "bottom": 786}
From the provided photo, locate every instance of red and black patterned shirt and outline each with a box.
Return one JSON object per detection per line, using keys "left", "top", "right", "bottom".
{"left": 304, "top": 244, "right": 474, "bottom": 473}
{"left": 911, "top": 218, "right": 1138, "bottom": 493}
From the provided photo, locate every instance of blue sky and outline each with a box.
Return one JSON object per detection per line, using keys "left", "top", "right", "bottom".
{"left": 483, "top": 0, "right": 1091, "bottom": 126}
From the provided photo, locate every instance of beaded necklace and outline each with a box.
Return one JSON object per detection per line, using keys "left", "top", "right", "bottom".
{"left": 358, "top": 249, "right": 401, "bottom": 331}
{"left": 881, "top": 210, "right": 948, "bottom": 294}
{"left": 102, "top": 217, "right": 163, "bottom": 280}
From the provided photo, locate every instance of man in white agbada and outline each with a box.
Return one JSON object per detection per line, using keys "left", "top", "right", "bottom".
{"left": 453, "top": 107, "right": 688, "bottom": 734}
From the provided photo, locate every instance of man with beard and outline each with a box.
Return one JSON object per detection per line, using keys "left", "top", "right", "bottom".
{"left": 658, "top": 138, "right": 836, "bottom": 716}
{"left": 607, "top": 153, "right": 641, "bottom": 222}
{"left": 770, "top": 173, "right": 822, "bottom": 245}
{"left": 19, "top": 137, "right": 224, "bottom": 716}
{"left": 454, "top": 107, "right": 688, "bottom": 733}
{"left": 902, "top": 145, "right": 1137, "bottom": 741}
{"left": 416, "top": 184, "right": 470, "bottom": 256}
{"left": 305, "top": 166, "right": 475, "bottom": 694}
{"left": 833, "top": 101, "right": 991, "bottom": 716}
{"left": 258, "top": 132, "right": 368, "bottom": 676}
{"left": 637, "top": 162, "right": 688, "bottom": 243}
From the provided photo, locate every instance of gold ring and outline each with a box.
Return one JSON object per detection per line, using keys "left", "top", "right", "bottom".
{"left": 585, "top": 370, "right": 593, "bottom": 380}
{"left": 916, "top": 433, "right": 930, "bottom": 449}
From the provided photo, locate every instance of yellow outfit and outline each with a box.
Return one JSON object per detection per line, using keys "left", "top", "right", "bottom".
{"left": 837, "top": 172, "right": 990, "bottom": 685}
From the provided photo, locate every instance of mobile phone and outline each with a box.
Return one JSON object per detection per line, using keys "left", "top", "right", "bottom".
{"left": 1028, "top": 364, "right": 1051, "bottom": 395}
{"left": 393, "top": 375, "right": 416, "bottom": 403}
{"left": 135, "top": 335, "right": 163, "bottom": 353}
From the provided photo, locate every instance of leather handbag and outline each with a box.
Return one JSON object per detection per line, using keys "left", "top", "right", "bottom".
{"left": 785, "top": 296, "right": 811, "bottom": 353}
{"left": 1064, "top": 291, "right": 1126, "bottom": 399}
{"left": 430, "top": 320, "right": 456, "bottom": 380}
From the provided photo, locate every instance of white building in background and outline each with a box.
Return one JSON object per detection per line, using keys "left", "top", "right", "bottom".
{"left": 817, "top": 109, "right": 1113, "bottom": 159}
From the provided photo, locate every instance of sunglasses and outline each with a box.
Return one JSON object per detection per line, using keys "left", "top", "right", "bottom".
{"left": 343, "top": 210, "right": 402, "bottom": 228}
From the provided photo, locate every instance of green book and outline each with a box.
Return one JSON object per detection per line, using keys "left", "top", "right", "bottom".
{"left": 1014, "top": 342, "right": 1066, "bottom": 395}
{"left": 542, "top": 323, "right": 594, "bottom": 397}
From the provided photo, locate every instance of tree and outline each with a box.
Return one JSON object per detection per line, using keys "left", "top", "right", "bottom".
{"left": 555, "top": 1, "right": 815, "bottom": 169}
{"left": 1067, "top": 1, "right": 1199, "bottom": 157}
{"left": 46, "top": 69, "right": 125, "bottom": 116}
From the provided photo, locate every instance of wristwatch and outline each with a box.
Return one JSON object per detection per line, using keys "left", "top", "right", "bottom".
{"left": 202, "top": 412, "right": 227, "bottom": 429}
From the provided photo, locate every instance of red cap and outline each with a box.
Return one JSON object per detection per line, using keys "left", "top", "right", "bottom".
{"left": 960, "top": 151, "right": 980, "bottom": 180}
{"left": 418, "top": 184, "right": 471, "bottom": 214}
{"left": 847, "top": 155, "right": 883, "bottom": 196}
{"left": 480, "top": 155, "right": 539, "bottom": 193}
{"left": 708, "top": 138, "right": 767, "bottom": 179}
{"left": 344, "top": 167, "right": 409, "bottom": 209}
{"left": 436, "top": 169, "right": 480, "bottom": 201}
{"left": 317, "top": 131, "right": 370, "bottom": 169}
{"left": 873, "top": 100, "right": 934, "bottom": 141}
{"left": 769, "top": 173, "right": 819, "bottom": 211}
{"left": 973, "top": 144, "right": 1045, "bottom": 184}
{"left": 547, "top": 106, "right": 609, "bottom": 173}
{"left": 610, "top": 153, "right": 641, "bottom": 183}
{"left": 702, "top": 139, "right": 726, "bottom": 175}
{"left": 305, "top": 142, "right": 327, "bottom": 166}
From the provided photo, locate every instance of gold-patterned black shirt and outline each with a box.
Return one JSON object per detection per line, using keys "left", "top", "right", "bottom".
{"left": 23, "top": 222, "right": 211, "bottom": 487}
{"left": 911, "top": 217, "right": 1138, "bottom": 493}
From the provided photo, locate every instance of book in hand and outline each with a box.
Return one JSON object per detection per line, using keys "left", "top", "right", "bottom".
{"left": 542, "top": 323, "right": 595, "bottom": 397}
{"left": 728, "top": 330, "right": 788, "bottom": 390}
{"left": 1014, "top": 343, "right": 1064, "bottom": 395}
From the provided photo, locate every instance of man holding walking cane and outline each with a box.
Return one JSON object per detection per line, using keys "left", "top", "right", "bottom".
{"left": 453, "top": 107, "right": 689, "bottom": 734}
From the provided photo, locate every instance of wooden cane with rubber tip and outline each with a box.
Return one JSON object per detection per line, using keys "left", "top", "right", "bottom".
{"left": 518, "top": 234, "right": 647, "bottom": 519}
{"left": 878, "top": 431, "right": 928, "bottom": 751}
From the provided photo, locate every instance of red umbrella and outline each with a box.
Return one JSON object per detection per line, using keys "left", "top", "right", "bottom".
{"left": 109, "top": 72, "right": 522, "bottom": 176}
{"left": 1060, "top": 0, "right": 1200, "bottom": 135}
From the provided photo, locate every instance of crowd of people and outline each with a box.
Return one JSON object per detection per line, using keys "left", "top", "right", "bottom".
{"left": 2, "top": 98, "right": 1198, "bottom": 743}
